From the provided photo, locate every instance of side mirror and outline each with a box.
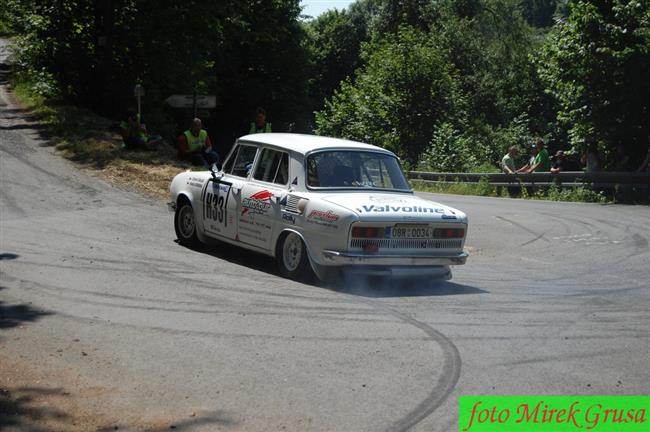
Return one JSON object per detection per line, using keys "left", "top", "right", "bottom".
{"left": 210, "top": 163, "right": 221, "bottom": 180}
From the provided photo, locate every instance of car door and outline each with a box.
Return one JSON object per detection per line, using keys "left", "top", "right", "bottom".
{"left": 200, "top": 143, "right": 258, "bottom": 241}
{"left": 238, "top": 148, "right": 290, "bottom": 250}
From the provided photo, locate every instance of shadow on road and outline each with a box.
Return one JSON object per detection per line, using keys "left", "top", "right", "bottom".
{"left": 97, "top": 411, "right": 237, "bottom": 432}
{"left": 327, "top": 278, "right": 488, "bottom": 298}
{"left": 0, "top": 123, "right": 37, "bottom": 130}
{"left": 0, "top": 62, "right": 11, "bottom": 85}
{"left": 176, "top": 241, "right": 487, "bottom": 297}
{"left": 0, "top": 387, "right": 71, "bottom": 432}
{"left": 0, "top": 286, "right": 52, "bottom": 330}
{"left": 1, "top": 385, "right": 236, "bottom": 431}
{"left": 176, "top": 239, "right": 278, "bottom": 276}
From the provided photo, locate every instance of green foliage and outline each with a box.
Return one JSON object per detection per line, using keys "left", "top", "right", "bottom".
{"left": 411, "top": 178, "right": 500, "bottom": 197}
{"left": 305, "top": 8, "right": 366, "bottom": 111}
{"left": 316, "top": 26, "right": 463, "bottom": 164}
{"left": 7, "top": 0, "right": 648, "bottom": 180}
{"left": 0, "top": 0, "right": 33, "bottom": 35}
{"left": 315, "top": 0, "right": 552, "bottom": 171}
{"left": 521, "top": 0, "right": 560, "bottom": 27}
{"left": 537, "top": 0, "right": 650, "bottom": 164}
{"left": 10, "top": 0, "right": 311, "bottom": 142}
{"left": 411, "top": 179, "right": 609, "bottom": 203}
{"left": 544, "top": 184, "right": 608, "bottom": 203}
{"left": 418, "top": 123, "right": 477, "bottom": 172}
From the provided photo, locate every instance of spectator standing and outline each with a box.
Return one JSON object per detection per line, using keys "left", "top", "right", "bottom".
{"left": 515, "top": 144, "right": 537, "bottom": 173}
{"left": 501, "top": 146, "right": 518, "bottom": 174}
{"left": 517, "top": 140, "right": 551, "bottom": 173}
{"left": 178, "top": 118, "right": 220, "bottom": 168}
{"left": 249, "top": 107, "right": 272, "bottom": 134}
{"left": 526, "top": 139, "right": 551, "bottom": 173}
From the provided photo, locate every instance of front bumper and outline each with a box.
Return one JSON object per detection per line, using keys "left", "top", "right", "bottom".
{"left": 321, "top": 250, "right": 468, "bottom": 266}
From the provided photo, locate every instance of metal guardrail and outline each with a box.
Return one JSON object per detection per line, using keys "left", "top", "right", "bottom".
{"left": 407, "top": 171, "right": 650, "bottom": 190}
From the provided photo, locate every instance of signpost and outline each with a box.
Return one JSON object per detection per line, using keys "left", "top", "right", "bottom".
{"left": 165, "top": 94, "right": 217, "bottom": 117}
{"left": 134, "top": 84, "right": 145, "bottom": 117}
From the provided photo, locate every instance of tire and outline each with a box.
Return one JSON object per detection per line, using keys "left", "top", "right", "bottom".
{"left": 174, "top": 199, "right": 199, "bottom": 246}
{"left": 277, "top": 232, "right": 312, "bottom": 281}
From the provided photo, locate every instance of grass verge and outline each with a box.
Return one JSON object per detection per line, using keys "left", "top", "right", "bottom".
{"left": 11, "top": 81, "right": 191, "bottom": 201}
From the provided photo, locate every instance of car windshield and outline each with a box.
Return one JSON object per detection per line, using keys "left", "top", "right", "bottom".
{"left": 306, "top": 150, "right": 410, "bottom": 190}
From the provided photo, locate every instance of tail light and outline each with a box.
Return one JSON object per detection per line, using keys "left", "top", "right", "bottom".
{"left": 351, "top": 227, "right": 383, "bottom": 238}
{"left": 433, "top": 228, "right": 464, "bottom": 238}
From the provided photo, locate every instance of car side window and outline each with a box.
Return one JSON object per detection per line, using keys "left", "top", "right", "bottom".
{"left": 253, "top": 148, "right": 289, "bottom": 185}
{"left": 222, "top": 145, "right": 238, "bottom": 174}
{"left": 275, "top": 153, "right": 289, "bottom": 185}
{"left": 230, "top": 145, "right": 258, "bottom": 178}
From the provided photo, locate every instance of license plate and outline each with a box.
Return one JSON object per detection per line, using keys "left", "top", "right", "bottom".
{"left": 390, "top": 224, "right": 434, "bottom": 239}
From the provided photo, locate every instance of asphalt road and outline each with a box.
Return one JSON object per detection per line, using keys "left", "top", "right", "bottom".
{"left": 1, "top": 39, "right": 649, "bottom": 431}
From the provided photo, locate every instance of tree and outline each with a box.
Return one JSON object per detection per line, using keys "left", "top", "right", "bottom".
{"left": 538, "top": 0, "right": 650, "bottom": 163}
{"left": 316, "top": 26, "right": 464, "bottom": 165}
{"left": 11, "top": 0, "right": 312, "bottom": 143}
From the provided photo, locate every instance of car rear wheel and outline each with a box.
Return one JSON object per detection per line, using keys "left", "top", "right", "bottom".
{"left": 278, "top": 232, "right": 311, "bottom": 280}
{"left": 175, "top": 200, "right": 199, "bottom": 246}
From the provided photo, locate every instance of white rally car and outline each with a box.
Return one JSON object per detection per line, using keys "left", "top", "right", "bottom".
{"left": 168, "top": 133, "right": 468, "bottom": 282}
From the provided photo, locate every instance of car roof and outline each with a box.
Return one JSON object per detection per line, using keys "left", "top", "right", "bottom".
{"left": 237, "top": 133, "right": 394, "bottom": 156}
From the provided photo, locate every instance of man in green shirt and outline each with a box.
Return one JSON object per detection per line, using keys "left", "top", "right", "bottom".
{"left": 519, "top": 139, "right": 550, "bottom": 173}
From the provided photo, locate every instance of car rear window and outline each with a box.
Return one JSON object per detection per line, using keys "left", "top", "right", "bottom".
{"left": 306, "top": 150, "right": 410, "bottom": 190}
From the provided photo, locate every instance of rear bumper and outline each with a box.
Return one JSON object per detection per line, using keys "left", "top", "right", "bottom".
{"left": 321, "top": 250, "right": 468, "bottom": 266}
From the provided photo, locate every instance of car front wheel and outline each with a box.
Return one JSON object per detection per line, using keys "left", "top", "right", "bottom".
{"left": 174, "top": 200, "right": 199, "bottom": 246}
{"left": 278, "top": 232, "right": 311, "bottom": 280}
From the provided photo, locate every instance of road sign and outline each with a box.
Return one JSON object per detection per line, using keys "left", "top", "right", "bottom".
{"left": 165, "top": 94, "right": 217, "bottom": 109}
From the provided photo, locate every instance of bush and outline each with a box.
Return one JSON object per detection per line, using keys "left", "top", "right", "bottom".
{"left": 417, "top": 123, "right": 477, "bottom": 172}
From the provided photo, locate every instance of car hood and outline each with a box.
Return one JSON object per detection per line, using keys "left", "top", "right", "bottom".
{"left": 321, "top": 192, "right": 466, "bottom": 223}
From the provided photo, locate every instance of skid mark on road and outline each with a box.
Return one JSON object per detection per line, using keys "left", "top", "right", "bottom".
{"left": 496, "top": 349, "right": 620, "bottom": 367}
{"left": 53, "top": 310, "right": 425, "bottom": 343}
{"left": 356, "top": 297, "right": 461, "bottom": 432}
{"left": 494, "top": 216, "right": 549, "bottom": 246}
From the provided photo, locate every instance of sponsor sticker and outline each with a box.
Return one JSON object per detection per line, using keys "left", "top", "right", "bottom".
{"left": 306, "top": 209, "right": 339, "bottom": 229}
{"left": 368, "top": 195, "right": 409, "bottom": 203}
{"left": 358, "top": 204, "right": 445, "bottom": 214}
{"left": 242, "top": 190, "right": 273, "bottom": 216}
{"left": 308, "top": 209, "right": 339, "bottom": 222}
{"left": 282, "top": 213, "right": 296, "bottom": 224}
{"left": 459, "top": 396, "right": 648, "bottom": 432}
{"left": 187, "top": 176, "right": 206, "bottom": 188}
